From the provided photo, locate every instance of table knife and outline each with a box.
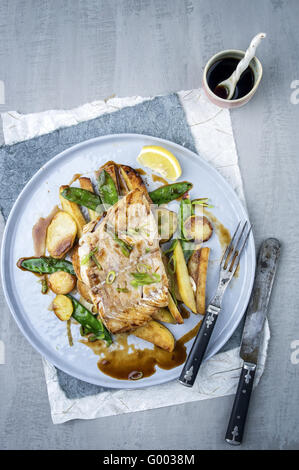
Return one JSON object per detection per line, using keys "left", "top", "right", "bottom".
{"left": 225, "top": 238, "right": 280, "bottom": 445}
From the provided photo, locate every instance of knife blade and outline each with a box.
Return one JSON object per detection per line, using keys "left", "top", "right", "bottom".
{"left": 240, "top": 237, "right": 281, "bottom": 364}
{"left": 225, "top": 238, "right": 280, "bottom": 445}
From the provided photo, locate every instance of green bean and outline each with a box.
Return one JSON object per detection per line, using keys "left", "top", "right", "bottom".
{"left": 61, "top": 187, "right": 103, "bottom": 213}
{"left": 98, "top": 170, "right": 119, "bottom": 208}
{"left": 67, "top": 295, "right": 112, "bottom": 345}
{"left": 17, "top": 257, "right": 75, "bottom": 275}
{"left": 149, "top": 181, "right": 193, "bottom": 205}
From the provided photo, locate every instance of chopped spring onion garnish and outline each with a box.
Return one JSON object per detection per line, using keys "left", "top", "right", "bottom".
{"left": 128, "top": 371, "right": 143, "bottom": 380}
{"left": 130, "top": 272, "right": 161, "bottom": 288}
{"left": 106, "top": 225, "right": 133, "bottom": 257}
{"left": 127, "top": 226, "right": 149, "bottom": 238}
{"left": 116, "top": 287, "right": 130, "bottom": 293}
{"left": 81, "top": 247, "right": 98, "bottom": 265}
{"left": 192, "top": 198, "right": 214, "bottom": 208}
{"left": 92, "top": 255, "right": 102, "bottom": 271}
{"left": 167, "top": 254, "right": 177, "bottom": 274}
{"left": 137, "top": 262, "right": 151, "bottom": 273}
{"left": 67, "top": 319, "right": 73, "bottom": 347}
{"left": 106, "top": 270, "right": 116, "bottom": 284}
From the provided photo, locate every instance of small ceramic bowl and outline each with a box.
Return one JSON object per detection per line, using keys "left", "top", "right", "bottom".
{"left": 202, "top": 49, "right": 263, "bottom": 109}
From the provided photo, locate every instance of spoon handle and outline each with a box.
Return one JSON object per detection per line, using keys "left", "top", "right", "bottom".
{"left": 233, "top": 33, "right": 266, "bottom": 83}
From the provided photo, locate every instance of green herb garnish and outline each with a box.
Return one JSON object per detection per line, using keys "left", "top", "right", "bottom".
{"left": 106, "top": 225, "right": 133, "bottom": 257}
{"left": 130, "top": 272, "right": 161, "bottom": 288}
{"left": 106, "top": 270, "right": 116, "bottom": 284}
{"left": 192, "top": 198, "right": 214, "bottom": 208}
{"left": 92, "top": 255, "right": 102, "bottom": 271}
{"left": 81, "top": 247, "right": 98, "bottom": 265}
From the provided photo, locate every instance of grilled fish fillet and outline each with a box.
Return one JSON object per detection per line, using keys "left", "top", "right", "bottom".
{"left": 78, "top": 188, "right": 168, "bottom": 333}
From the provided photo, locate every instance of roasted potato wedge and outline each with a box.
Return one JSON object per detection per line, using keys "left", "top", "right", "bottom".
{"left": 48, "top": 271, "right": 76, "bottom": 294}
{"left": 46, "top": 210, "right": 77, "bottom": 259}
{"left": 59, "top": 185, "right": 86, "bottom": 237}
{"left": 173, "top": 280, "right": 182, "bottom": 302}
{"left": 79, "top": 177, "right": 98, "bottom": 221}
{"left": 156, "top": 208, "right": 178, "bottom": 243}
{"left": 196, "top": 247, "right": 210, "bottom": 315}
{"left": 71, "top": 245, "right": 82, "bottom": 281}
{"left": 77, "top": 279, "right": 93, "bottom": 304}
{"left": 119, "top": 164, "right": 149, "bottom": 198}
{"left": 168, "top": 292, "right": 184, "bottom": 324}
{"left": 174, "top": 240, "right": 197, "bottom": 313}
{"left": 187, "top": 248, "right": 202, "bottom": 284}
{"left": 152, "top": 308, "right": 176, "bottom": 324}
{"left": 52, "top": 294, "right": 73, "bottom": 321}
{"left": 133, "top": 320, "right": 175, "bottom": 352}
{"left": 183, "top": 215, "right": 213, "bottom": 243}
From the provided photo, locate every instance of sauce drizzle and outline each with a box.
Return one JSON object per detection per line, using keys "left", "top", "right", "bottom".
{"left": 152, "top": 174, "right": 168, "bottom": 185}
{"left": 136, "top": 168, "right": 147, "bottom": 176}
{"left": 82, "top": 320, "right": 201, "bottom": 381}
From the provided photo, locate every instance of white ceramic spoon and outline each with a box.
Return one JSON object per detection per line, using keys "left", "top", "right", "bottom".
{"left": 215, "top": 32, "right": 266, "bottom": 100}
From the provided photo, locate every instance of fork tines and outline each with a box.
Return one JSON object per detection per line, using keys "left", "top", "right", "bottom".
{"left": 221, "top": 221, "right": 252, "bottom": 275}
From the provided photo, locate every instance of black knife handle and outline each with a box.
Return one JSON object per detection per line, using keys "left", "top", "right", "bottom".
{"left": 178, "top": 304, "right": 220, "bottom": 387}
{"left": 225, "top": 363, "right": 256, "bottom": 445}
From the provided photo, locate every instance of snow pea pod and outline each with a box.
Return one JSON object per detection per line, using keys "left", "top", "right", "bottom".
{"left": 17, "top": 257, "right": 75, "bottom": 275}
{"left": 98, "top": 170, "right": 119, "bottom": 208}
{"left": 61, "top": 187, "right": 103, "bottom": 213}
{"left": 149, "top": 181, "right": 193, "bottom": 205}
{"left": 67, "top": 295, "right": 112, "bottom": 345}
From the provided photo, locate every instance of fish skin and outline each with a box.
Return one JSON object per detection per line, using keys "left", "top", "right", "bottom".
{"left": 79, "top": 189, "right": 168, "bottom": 333}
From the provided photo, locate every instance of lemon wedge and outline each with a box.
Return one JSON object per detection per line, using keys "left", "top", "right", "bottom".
{"left": 137, "top": 145, "right": 182, "bottom": 181}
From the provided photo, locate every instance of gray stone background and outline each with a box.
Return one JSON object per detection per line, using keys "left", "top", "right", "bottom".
{"left": 0, "top": 0, "right": 298, "bottom": 450}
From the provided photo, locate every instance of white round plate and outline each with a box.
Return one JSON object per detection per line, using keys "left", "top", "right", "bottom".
{"left": 1, "top": 134, "right": 255, "bottom": 389}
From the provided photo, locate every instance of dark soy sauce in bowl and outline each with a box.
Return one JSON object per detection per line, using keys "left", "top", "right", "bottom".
{"left": 207, "top": 58, "right": 255, "bottom": 100}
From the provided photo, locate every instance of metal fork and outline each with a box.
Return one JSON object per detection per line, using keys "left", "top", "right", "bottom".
{"left": 179, "top": 221, "right": 252, "bottom": 387}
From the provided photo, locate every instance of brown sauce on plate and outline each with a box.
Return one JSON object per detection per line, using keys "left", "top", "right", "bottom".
{"left": 82, "top": 320, "right": 201, "bottom": 381}
{"left": 203, "top": 209, "right": 230, "bottom": 251}
{"left": 204, "top": 209, "right": 239, "bottom": 277}
{"left": 68, "top": 173, "right": 82, "bottom": 185}
{"left": 152, "top": 174, "right": 168, "bottom": 185}
{"left": 136, "top": 168, "right": 147, "bottom": 176}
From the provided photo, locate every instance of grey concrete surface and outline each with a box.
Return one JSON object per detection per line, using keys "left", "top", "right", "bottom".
{"left": 0, "top": 0, "right": 299, "bottom": 450}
